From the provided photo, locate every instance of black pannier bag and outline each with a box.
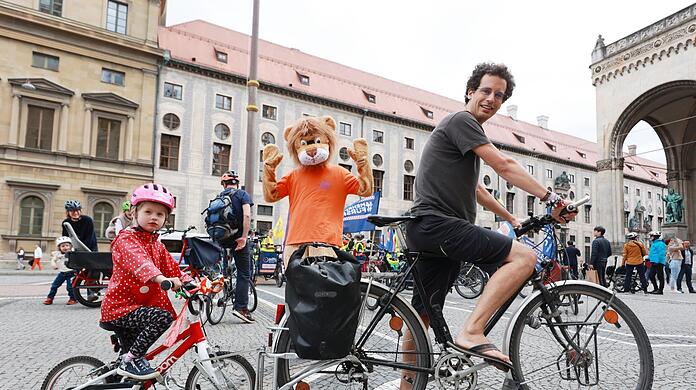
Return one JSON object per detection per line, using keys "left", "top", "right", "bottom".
{"left": 285, "top": 243, "right": 362, "bottom": 360}
{"left": 184, "top": 237, "right": 224, "bottom": 271}
{"left": 66, "top": 252, "right": 113, "bottom": 272}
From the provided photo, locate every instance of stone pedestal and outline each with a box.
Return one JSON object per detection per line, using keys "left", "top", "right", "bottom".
{"left": 662, "top": 223, "right": 689, "bottom": 240}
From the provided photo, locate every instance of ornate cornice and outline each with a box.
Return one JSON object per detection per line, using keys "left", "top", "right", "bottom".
{"left": 597, "top": 157, "right": 624, "bottom": 172}
{"left": 591, "top": 4, "right": 696, "bottom": 85}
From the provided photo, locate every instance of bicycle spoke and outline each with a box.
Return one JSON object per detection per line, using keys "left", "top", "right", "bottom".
{"left": 510, "top": 284, "right": 652, "bottom": 389}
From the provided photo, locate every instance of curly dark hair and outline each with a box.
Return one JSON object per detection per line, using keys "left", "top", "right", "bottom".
{"left": 464, "top": 62, "right": 516, "bottom": 104}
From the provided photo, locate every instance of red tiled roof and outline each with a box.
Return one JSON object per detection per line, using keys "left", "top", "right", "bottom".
{"left": 159, "top": 20, "right": 666, "bottom": 186}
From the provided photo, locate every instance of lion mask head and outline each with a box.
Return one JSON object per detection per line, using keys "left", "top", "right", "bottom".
{"left": 283, "top": 116, "right": 337, "bottom": 166}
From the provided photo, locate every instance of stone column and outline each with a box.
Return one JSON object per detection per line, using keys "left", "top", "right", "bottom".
{"left": 125, "top": 115, "right": 134, "bottom": 161}
{"left": 8, "top": 94, "right": 21, "bottom": 145}
{"left": 82, "top": 106, "right": 93, "bottom": 155}
{"left": 596, "top": 157, "right": 625, "bottom": 252}
{"left": 58, "top": 103, "right": 69, "bottom": 152}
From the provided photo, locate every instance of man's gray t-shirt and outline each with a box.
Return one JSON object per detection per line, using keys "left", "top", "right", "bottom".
{"left": 410, "top": 111, "right": 491, "bottom": 223}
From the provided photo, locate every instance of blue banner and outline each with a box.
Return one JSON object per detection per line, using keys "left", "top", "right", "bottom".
{"left": 343, "top": 192, "right": 381, "bottom": 233}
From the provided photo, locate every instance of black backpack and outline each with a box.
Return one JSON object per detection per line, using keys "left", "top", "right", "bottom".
{"left": 203, "top": 188, "right": 241, "bottom": 246}
{"left": 285, "top": 244, "right": 361, "bottom": 360}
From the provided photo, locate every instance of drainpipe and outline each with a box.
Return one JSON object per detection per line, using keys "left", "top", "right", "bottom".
{"left": 360, "top": 108, "right": 368, "bottom": 138}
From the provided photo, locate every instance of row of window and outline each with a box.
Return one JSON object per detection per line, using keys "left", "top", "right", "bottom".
{"left": 18, "top": 195, "right": 116, "bottom": 239}
{"left": 512, "top": 132, "right": 588, "bottom": 159}
{"left": 24, "top": 104, "right": 122, "bottom": 159}
{"left": 39, "top": 0, "right": 128, "bottom": 35}
{"left": 32, "top": 52, "right": 126, "bottom": 86}
{"left": 525, "top": 165, "right": 589, "bottom": 186}
{"left": 623, "top": 185, "right": 661, "bottom": 200}
{"left": 162, "top": 84, "right": 417, "bottom": 148}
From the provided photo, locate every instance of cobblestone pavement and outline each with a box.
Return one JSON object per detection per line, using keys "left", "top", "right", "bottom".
{"left": 2, "top": 272, "right": 695, "bottom": 389}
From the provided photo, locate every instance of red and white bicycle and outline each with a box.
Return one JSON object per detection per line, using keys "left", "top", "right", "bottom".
{"left": 41, "top": 279, "right": 255, "bottom": 390}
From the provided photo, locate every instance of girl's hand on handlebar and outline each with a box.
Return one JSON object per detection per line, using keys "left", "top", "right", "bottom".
{"left": 168, "top": 277, "right": 183, "bottom": 291}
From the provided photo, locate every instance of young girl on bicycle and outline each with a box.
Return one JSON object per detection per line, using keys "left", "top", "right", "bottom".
{"left": 100, "top": 183, "right": 191, "bottom": 380}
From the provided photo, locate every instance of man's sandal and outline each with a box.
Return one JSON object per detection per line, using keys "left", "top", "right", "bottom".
{"left": 447, "top": 342, "right": 514, "bottom": 372}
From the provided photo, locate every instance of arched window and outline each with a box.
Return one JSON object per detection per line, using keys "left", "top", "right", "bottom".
{"left": 372, "top": 154, "right": 383, "bottom": 167}
{"left": 93, "top": 202, "right": 114, "bottom": 239}
{"left": 339, "top": 147, "right": 349, "bottom": 161}
{"left": 214, "top": 123, "right": 230, "bottom": 140}
{"left": 162, "top": 113, "right": 180, "bottom": 130}
{"left": 404, "top": 160, "right": 414, "bottom": 173}
{"left": 19, "top": 196, "right": 44, "bottom": 235}
{"left": 261, "top": 132, "right": 275, "bottom": 146}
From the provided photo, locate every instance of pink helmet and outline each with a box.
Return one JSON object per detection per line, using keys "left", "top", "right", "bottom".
{"left": 131, "top": 183, "right": 175, "bottom": 212}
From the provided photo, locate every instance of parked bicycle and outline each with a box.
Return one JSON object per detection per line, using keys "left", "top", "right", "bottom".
{"left": 41, "top": 279, "right": 255, "bottom": 390}
{"left": 261, "top": 195, "right": 653, "bottom": 389}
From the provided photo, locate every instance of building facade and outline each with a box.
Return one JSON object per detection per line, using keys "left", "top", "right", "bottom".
{"left": 156, "top": 21, "right": 667, "bottom": 262}
{"left": 0, "top": 0, "right": 165, "bottom": 256}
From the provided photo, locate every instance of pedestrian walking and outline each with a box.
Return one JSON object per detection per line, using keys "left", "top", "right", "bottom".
{"left": 564, "top": 241, "right": 581, "bottom": 279}
{"left": 43, "top": 237, "right": 77, "bottom": 305}
{"left": 621, "top": 232, "right": 648, "bottom": 293}
{"left": 590, "top": 226, "right": 612, "bottom": 286}
{"left": 667, "top": 236, "right": 684, "bottom": 292}
{"left": 647, "top": 231, "right": 667, "bottom": 294}
{"left": 32, "top": 243, "right": 43, "bottom": 270}
{"left": 677, "top": 240, "right": 695, "bottom": 293}
{"left": 16, "top": 247, "right": 25, "bottom": 270}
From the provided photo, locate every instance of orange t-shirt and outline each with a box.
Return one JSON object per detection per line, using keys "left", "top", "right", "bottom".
{"left": 276, "top": 165, "right": 360, "bottom": 247}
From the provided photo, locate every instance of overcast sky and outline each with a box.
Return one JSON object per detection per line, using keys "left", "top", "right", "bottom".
{"left": 167, "top": 0, "right": 696, "bottom": 165}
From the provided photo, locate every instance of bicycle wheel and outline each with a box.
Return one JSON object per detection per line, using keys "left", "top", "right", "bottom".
{"left": 206, "top": 285, "right": 228, "bottom": 325}
{"left": 41, "top": 356, "right": 110, "bottom": 390}
{"left": 275, "top": 282, "right": 432, "bottom": 389}
{"left": 184, "top": 351, "right": 255, "bottom": 390}
{"left": 247, "top": 283, "right": 258, "bottom": 313}
{"left": 454, "top": 263, "right": 487, "bottom": 299}
{"left": 73, "top": 277, "right": 107, "bottom": 308}
{"left": 509, "top": 283, "right": 653, "bottom": 389}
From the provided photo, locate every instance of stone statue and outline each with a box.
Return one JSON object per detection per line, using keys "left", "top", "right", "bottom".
{"left": 664, "top": 188, "right": 684, "bottom": 223}
{"left": 554, "top": 171, "right": 571, "bottom": 190}
{"left": 643, "top": 216, "right": 652, "bottom": 231}
{"left": 628, "top": 213, "right": 640, "bottom": 231}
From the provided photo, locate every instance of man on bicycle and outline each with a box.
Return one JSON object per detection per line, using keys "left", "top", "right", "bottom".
{"left": 217, "top": 170, "right": 255, "bottom": 323}
{"left": 403, "top": 63, "right": 574, "bottom": 373}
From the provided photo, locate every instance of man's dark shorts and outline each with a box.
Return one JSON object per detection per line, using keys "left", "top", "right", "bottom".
{"left": 405, "top": 214, "right": 513, "bottom": 315}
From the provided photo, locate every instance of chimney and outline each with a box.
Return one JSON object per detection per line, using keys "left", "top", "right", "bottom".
{"left": 628, "top": 144, "right": 637, "bottom": 156}
{"left": 507, "top": 105, "right": 518, "bottom": 120}
{"left": 536, "top": 115, "right": 549, "bottom": 128}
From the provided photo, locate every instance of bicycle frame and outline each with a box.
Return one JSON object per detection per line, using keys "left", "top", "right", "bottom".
{"left": 68, "top": 289, "right": 228, "bottom": 390}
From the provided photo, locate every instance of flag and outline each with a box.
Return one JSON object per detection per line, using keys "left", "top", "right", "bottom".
{"left": 343, "top": 192, "right": 381, "bottom": 233}
{"left": 272, "top": 217, "right": 285, "bottom": 242}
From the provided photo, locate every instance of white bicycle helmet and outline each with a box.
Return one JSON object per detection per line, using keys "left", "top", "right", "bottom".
{"left": 648, "top": 230, "right": 661, "bottom": 238}
{"left": 626, "top": 232, "right": 638, "bottom": 240}
{"left": 56, "top": 236, "right": 72, "bottom": 247}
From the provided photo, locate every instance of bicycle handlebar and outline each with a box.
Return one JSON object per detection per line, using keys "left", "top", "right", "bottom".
{"left": 564, "top": 195, "right": 590, "bottom": 214}
{"left": 160, "top": 280, "right": 197, "bottom": 291}
{"left": 514, "top": 195, "right": 591, "bottom": 237}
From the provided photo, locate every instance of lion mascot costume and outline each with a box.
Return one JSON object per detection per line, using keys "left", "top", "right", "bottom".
{"left": 262, "top": 116, "right": 373, "bottom": 262}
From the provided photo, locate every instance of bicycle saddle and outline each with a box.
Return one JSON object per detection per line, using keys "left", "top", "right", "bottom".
{"left": 367, "top": 215, "right": 417, "bottom": 227}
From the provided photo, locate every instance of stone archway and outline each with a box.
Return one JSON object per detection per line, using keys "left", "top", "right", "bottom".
{"left": 591, "top": 5, "right": 696, "bottom": 248}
